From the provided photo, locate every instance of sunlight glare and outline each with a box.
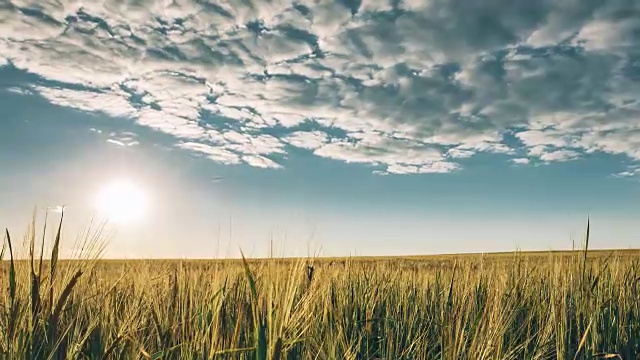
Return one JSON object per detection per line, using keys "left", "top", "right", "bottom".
{"left": 96, "top": 178, "right": 148, "bottom": 224}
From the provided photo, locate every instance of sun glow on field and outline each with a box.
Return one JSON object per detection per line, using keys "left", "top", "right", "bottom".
{"left": 96, "top": 178, "right": 148, "bottom": 224}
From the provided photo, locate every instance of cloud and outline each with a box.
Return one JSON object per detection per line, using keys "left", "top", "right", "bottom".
{"left": 512, "top": 158, "right": 530, "bottom": 165}
{"left": 284, "top": 131, "right": 329, "bottom": 150}
{"left": 242, "top": 154, "right": 282, "bottom": 169}
{"left": 1, "top": 0, "right": 639, "bottom": 174}
{"left": 34, "top": 86, "right": 137, "bottom": 119}
{"left": 4, "top": 87, "right": 34, "bottom": 96}
{"left": 107, "top": 132, "right": 139, "bottom": 147}
{"left": 311, "top": 133, "right": 460, "bottom": 174}
{"left": 615, "top": 166, "right": 640, "bottom": 178}
{"left": 516, "top": 129, "right": 572, "bottom": 148}
{"left": 376, "top": 162, "right": 460, "bottom": 175}
{"left": 107, "top": 139, "right": 138, "bottom": 147}
{"left": 447, "top": 148, "right": 475, "bottom": 159}
{"left": 539, "top": 150, "right": 581, "bottom": 162}
{"left": 176, "top": 142, "right": 241, "bottom": 165}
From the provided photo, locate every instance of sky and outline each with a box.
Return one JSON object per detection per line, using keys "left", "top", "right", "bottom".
{"left": 1, "top": 0, "right": 640, "bottom": 258}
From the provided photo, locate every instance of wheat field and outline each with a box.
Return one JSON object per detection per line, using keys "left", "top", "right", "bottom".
{"left": 1, "top": 217, "right": 639, "bottom": 359}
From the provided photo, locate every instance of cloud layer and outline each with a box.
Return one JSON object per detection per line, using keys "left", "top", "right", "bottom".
{"left": 2, "top": 0, "right": 639, "bottom": 174}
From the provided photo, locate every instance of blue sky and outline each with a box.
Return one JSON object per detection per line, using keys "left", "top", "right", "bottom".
{"left": 1, "top": 0, "right": 640, "bottom": 258}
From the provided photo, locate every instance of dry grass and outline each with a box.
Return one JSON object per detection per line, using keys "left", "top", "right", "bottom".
{"left": 1, "top": 215, "right": 639, "bottom": 359}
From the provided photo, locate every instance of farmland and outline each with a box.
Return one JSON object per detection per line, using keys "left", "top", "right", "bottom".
{"left": 1, "top": 221, "right": 639, "bottom": 359}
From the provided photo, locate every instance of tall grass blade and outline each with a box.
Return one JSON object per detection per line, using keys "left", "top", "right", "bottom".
{"left": 38, "top": 211, "right": 48, "bottom": 284}
{"left": 0, "top": 234, "right": 5, "bottom": 261}
{"left": 241, "top": 251, "right": 267, "bottom": 360}
{"left": 5, "top": 229, "right": 16, "bottom": 304}
{"left": 591, "top": 354, "right": 622, "bottom": 359}
{"left": 49, "top": 207, "right": 64, "bottom": 316}
{"left": 29, "top": 214, "right": 42, "bottom": 358}
{"left": 573, "top": 317, "right": 593, "bottom": 360}
{"left": 5, "top": 229, "right": 18, "bottom": 350}
{"left": 48, "top": 269, "right": 83, "bottom": 356}
{"left": 582, "top": 217, "right": 590, "bottom": 288}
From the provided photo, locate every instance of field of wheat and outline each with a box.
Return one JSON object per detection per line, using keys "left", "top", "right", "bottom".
{"left": 1, "top": 217, "right": 639, "bottom": 359}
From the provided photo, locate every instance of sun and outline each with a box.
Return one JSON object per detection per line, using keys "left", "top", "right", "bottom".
{"left": 96, "top": 178, "right": 148, "bottom": 224}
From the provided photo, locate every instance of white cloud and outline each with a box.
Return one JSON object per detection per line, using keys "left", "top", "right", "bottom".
{"left": 447, "top": 148, "right": 475, "bottom": 159}
{"left": 175, "top": 137, "right": 284, "bottom": 168}
{"left": 176, "top": 142, "right": 241, "bottom": 165}
{"left": 313, "top": 134, "right": 459, "bottom": 174}
{"left": 615, "top": 166, "right": 640, "bottom": 178}
{"left": 384, "top": 164, "right": 420, "bottom": 175}
{"left": 526, "top": 145, "right": 581, "bottom": 163}
{"left": 136, "top": 110, "right": 206, "bottom": 139}
{"left": 528, "top": 145, "right": 548, "bottom": 157}
{"left": 106, "top": 132, "right": 139, "bottom": 147}
{"left": 576, "top": 131, "right": 640, "bottom": 160}
{"left": 225, "top": 132, "right": 286, "bottom": 155}
{"left": 512, "top": 158, "right": 530, "bottom": 165}
{"left": 35, "top": 87, "right": 137, "bottom": 119}
{"left": 314, "top": 137, "right": 443, "bottom": 165}
{"left": 242, "top": 154, "right": 281, "bottom": 169}
{"left": 418, "top": 162, "right": 461, "bottom": 174}
{"left": 516, "top": 129, "right": 571, "bottom": 148}
{"left": 4, "top": 87, "right": 34, "bottom": 95}
{"left": 377, "top": 161, "right": 460, "bottom": 175}
{"left": 107, "top": 139, "right": 139, "bottom": 147}
{"left": 539, "top": 150, "right": 580, "bottom": 163}
{"left": 616, "top": 170, "right": 638, "bottom": 178}
{"left": 284, "top": 131, "right": 329, "bottom": 150}
{"left": 1, "top": 0, "right": 639, "bottom": 174}
{"left": 462, "top": 142, "right": 514, "bottom": 155}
